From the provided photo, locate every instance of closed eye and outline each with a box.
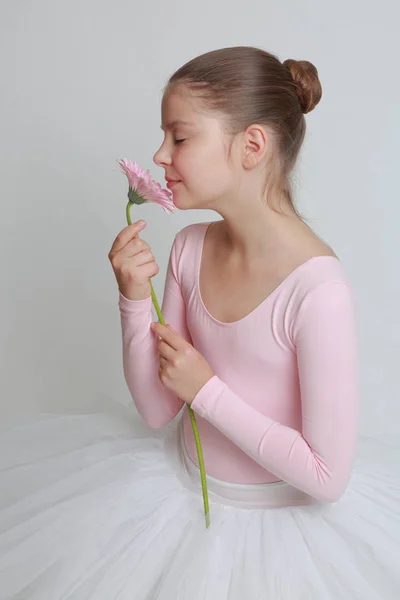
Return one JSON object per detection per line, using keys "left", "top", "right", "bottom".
{"left": 174, "top": 139, "right": 185, "bottom": 145}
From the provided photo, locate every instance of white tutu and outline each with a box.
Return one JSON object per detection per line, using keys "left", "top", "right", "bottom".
{"left": 0, "top": 406, "right": 399, "bottom": 600}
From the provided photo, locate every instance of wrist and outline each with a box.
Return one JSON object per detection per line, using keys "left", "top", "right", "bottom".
{"left": 118, "top": 283, "right": 151, "bottom": 302}
{"left": 187, "top": 373, "right": 215, "bottom": 406}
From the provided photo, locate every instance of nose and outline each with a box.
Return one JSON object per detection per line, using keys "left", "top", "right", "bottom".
{"left": 153, "top": 142, "right": 171, "bottom": 168}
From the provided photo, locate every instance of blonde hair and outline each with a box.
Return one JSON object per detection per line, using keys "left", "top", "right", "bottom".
{"left": 164, "top": 46, "right": 322, "bottom": 220}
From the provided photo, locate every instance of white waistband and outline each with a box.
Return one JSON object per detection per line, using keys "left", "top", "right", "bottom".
{"left": 164, "top": 417, "right": 318, "bottom": 509}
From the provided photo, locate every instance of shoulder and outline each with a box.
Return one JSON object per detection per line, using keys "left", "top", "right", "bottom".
{"left": 172, "top": 221, "right": 212, "bottom": 254}
{"left": 290, "top": 255, "right": 357, "bottom": 310}
{"left": 287, "top": 256, "right": 358, "bottom": 342}
{"left": 294, "top": 255, "right": 350, "bottom": 290}
{"left": 168, "top": 222, "right": 212, "bottom": 278}
{"left": 176, "top": 221, "right": 211, "bottom": 240}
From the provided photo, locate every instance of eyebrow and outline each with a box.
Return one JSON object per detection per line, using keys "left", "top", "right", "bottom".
{"left": 160, "top": 119, "right": 195, "bottom": 131}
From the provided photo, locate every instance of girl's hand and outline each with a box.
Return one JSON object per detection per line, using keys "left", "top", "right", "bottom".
{"left": 108, "top": 220, "right": 159, "bottom": 301}
{"left": 151, "top": 322, "right": 214, "bottom": 405}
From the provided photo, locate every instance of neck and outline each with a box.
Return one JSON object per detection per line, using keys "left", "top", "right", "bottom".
{"left": 215, "top": 201, "right": 306, "bottom": 265}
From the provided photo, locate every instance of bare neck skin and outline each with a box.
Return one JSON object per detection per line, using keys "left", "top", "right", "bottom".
{"left": 211, "top": 201, "right": 332, "bottom": 270}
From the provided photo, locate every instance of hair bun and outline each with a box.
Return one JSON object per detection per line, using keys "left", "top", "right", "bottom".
{"left": 283, "top": 59, "right": 322, "bottom": 114}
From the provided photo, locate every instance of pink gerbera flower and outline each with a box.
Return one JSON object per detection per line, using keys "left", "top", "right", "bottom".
{"left": 117, "top": 159, "right": 176, "bottom": 214}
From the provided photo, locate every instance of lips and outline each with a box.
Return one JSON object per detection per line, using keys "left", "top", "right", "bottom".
{"left": 166, "top": 180, "right": 181, "bottom": 190}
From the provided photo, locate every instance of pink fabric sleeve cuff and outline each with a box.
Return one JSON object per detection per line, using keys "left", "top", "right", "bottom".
{"left": 118, "top": 291, "right": 153, "bottom": 313}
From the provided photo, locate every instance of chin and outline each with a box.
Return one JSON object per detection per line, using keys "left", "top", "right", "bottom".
{"left": 172, "top": 189, "right": 209, "bottom": 211}
{"left": 171, "top": 192, "right": 185, "bottom": 209}
{"left": 172, "top": 190, "right": 192, "bottom": 210}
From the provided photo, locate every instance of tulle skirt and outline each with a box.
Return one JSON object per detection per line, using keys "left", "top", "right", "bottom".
{"left": 0, "top": 406, "right": 399, "bottom": 600}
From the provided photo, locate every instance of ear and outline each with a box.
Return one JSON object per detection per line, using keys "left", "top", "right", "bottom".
{"left": 242, "top": 124, "right": 268, "bottom": 170}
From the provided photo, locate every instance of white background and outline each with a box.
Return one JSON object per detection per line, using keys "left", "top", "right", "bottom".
{"left": 1, "top": 1, "right": 398, "bottom": 435}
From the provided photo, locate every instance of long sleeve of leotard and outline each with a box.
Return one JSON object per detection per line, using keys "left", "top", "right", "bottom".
{"left": 190, "top": 281, "right": 359, "bottom": 502}
{"left": 118, "top": 234, "right": 189, "bottom": 428}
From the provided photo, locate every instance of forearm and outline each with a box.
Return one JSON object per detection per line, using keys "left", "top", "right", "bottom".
{"left": 191, "top": 374, "right": 357, "bottom": 503}
{"left": 119, "top": 292, "right": 184, "bottom": 428}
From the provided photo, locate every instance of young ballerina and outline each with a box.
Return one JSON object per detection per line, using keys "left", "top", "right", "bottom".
{"left": 107, "top": 47, "right": 400, "bottom": 597}
{"left": 0, "top": 46, "right": 399, "bottom": 599}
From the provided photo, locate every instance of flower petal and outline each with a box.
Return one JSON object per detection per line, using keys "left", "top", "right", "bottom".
{"left": 118, "top": 158, "right": 176, "bottom": 214}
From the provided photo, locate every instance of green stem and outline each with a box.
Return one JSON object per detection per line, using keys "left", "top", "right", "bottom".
{"left": 126, "top": 201, "right": 211, "bottom": 528}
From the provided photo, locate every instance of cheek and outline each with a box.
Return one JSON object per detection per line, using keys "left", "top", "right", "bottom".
{"left": 173, "top": 137, "right": 233, "bottom": 202}
{"left": 200, "top": 153, "right": 231, "bottom": 193}
{"left": 184, "top": 146, "right": 228, "bottom": 185}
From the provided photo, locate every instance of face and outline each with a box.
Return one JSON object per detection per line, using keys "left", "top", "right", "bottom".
{"left": 153, "top": 88, "right": 238, "bottom": 210}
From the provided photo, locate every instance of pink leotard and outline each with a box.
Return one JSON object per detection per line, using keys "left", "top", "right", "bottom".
{"left": 118, "top": 221, "right": 359, "bottom": 502}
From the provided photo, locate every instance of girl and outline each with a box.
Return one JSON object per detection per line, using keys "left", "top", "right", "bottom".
{"left": 1, "top": 46, "right": 399, "bottom": 599}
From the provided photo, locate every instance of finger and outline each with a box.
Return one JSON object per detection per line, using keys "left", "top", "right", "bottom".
{"left": 109, "top": 221, "right": 146, "bottom": 256}
{"left": 158, "top": 340, "right": 175, "bottom": 360}
{"left": 131, "top": 249, "right": 154, "bottom": 266}
{"left": 118, "top": 236, "right": 149, "bottom": 260}
{"left": 151, "top": 322, "right": 181, "bottom": 350}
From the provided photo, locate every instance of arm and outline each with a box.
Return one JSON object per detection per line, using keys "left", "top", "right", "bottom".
{"left": 119, "top": 232, "right": 190, "bottom": 428}
{"left": 190, "top": 281, "right": 359, "bottom": 502}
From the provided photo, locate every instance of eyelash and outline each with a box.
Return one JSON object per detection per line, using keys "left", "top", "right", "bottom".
{"left": 174, "top": 139, "right": 185, "bottom": 145}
